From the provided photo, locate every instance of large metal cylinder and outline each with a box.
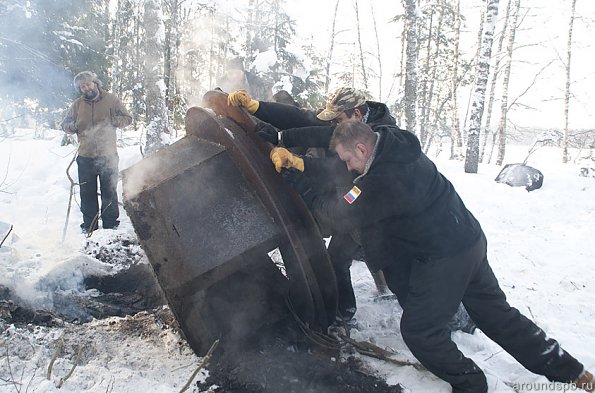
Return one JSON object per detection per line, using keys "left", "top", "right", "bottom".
{"left": 122, "top": 93, "right": 337, "bottom": 354}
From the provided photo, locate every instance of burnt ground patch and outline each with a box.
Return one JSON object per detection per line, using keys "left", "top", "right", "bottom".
{"left": 202, "top": 350, "right": 403, "bottom": 393}
{"left": 0, "top": 234, "right": 405, "bottom": 393}
{"left": 196, "top": 319, "right": 404, "bottom": 393}
{"left": 0, "top": 233, "right": 167, "bottom": 326}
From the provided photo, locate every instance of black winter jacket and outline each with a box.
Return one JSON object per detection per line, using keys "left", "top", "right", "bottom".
{"left": 254, "top": 100, "right": 396, "bottom": 149}
{"left": 254, "top": 101, "right": 396, "bottom": 191}
{"left": 306, "top": 126, "right": 482, "bottom": 271}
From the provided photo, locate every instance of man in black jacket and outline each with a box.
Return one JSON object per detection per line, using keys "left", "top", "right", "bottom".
{"left": 279, "top": 120, "right": 594, "bottom": 393}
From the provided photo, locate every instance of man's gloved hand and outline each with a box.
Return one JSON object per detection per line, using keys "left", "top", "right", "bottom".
{"left": 282, "top": 168, "right": 316, "bottom": 206}
{"left": 270, "top": 147, "right": 304, "bottom": 173}
{"left": 255, "top": 122, "right": 279, "bottom": 145}
{"left": 227, "top": 89, "right": 260, "bottom": 114}
{"left": 61, "top": 118, "right": 78, "bottom": 134}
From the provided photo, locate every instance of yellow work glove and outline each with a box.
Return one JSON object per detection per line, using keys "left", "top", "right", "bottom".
{"left": 227, "top": 89, "right": 260, "bottom": 114}
{"left": 270, "top": 147, "right": 305, "bottom": 173}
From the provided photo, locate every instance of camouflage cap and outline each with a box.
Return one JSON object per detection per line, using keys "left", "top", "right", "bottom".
{"left": 317, "top": 87, "right": 367, "bottom": 121}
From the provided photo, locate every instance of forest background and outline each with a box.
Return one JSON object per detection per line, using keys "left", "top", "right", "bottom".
{"left": 0, "top": 0, "right": 593, "bottom": 172}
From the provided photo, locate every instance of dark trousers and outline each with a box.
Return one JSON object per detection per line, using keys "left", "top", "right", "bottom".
{"left": 383, "top": 257, "right": 476, "bottom": 334}
{"left": 77, "top": 155, "right": 119, "bottom": 230}
{"left": 331, "top": 233, "right": 475, "bottom": 331}
{"left": 327, "top": 232, "right": 361, "bottom": 318}
{"left": 392, "top": 232, "right": 584, "bottom": 393}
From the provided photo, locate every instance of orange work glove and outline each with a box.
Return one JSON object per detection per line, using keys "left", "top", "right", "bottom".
{"left": 270, "top": 147, "right": 305, "bottom": 173}
{"left": 227, "top": 89, "right": 260, "bottom": 114}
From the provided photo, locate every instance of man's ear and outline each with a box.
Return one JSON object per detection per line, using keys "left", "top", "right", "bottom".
{"left": 353, "top": 108, "right": 363, "bottom": 121}
{"left": 355, "top": 142, "right": 367, "bottom": 157}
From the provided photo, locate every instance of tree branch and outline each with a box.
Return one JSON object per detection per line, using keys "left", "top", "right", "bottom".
{"left": 179, "top": 339, "right": 219, "bottom": 393}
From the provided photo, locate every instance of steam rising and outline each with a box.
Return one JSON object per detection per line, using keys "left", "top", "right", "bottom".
{"left": 0, "top": 231, "right": 113, "bottom": 313}
{"left": 122, "top": 151, "right": 167, "bottom": 200}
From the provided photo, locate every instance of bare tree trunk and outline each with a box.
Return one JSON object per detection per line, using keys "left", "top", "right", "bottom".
{"left": 144, "top": 0, "right": 168, "bottom": 155}
{"left": 246, "top": 0, "right": 254, "bottom": 61}
{"left": 486, "top": 128, "right": 498, "bottom": 164}
{"left": 563, "top": 0, "right": 577, "bottom": 163}
{"left": 223, "top": 14, "right": 231, "bottom": 78}
{"left": 324, "top": 0, "right": 341, "bottom": 94}
{"left": 450, "top": 0, "right": 463, "bottom": 159}
{"left": 398, "top": 1, "right": 406, "bottom": 91}
{"left": 404, "top": 0, "right": 418, "bottom": 134}
{"left": 423, "top": 7, "right": 445, "bottom": 151}
{"left": 354, "top": 0, "right": 368, "bottom": 90}
{"left": 395, "top": 5, "right": 408, "bottom": 127}
{"left": 101, "top": 0, "right": 112, "bottom": 81}
{"left": 425, "top": 92, "right": 450, "bottom": 155}
{"left": 273, "top": 0, "right": 279, "bottom": 53}
{"left": 480, "top": 0, "right": 511, "bottom": 163}
{"left": 208, "top": 8, "right": 215, "bottom": 89}
{"left": 463, "top": 9, "right": 484, "bottom": 145}
{"left": 464, "top": 0, "right": 500, "bottom": 174}
{"left": 495, "top": 0, "right": 520, "bottom": 165}
{"left": 132, "top": 0, "right": 144, "bottom": 130}
{"left": 111, "top": 0, "right": 122, "bottom": 97}
{"left": 369, "top": 0, "right": 382, "bottom": 100}
{"left": 418, "top": 10, "right": 434, "bottom": 146}
{"left": 164, "top": 0, "right": 181, "bottom": 135}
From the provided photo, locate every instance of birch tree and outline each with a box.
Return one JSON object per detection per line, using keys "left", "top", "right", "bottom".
{"left": 164, "top": 0, "right": 185, "bottom": 131}
{"left": 324, "top": 0, "right": 341, "bottom": 94}
{"left": 388, "top": 11, "right": 408, "bottom": 127}
{"left": 403, "top": 0, "right": 418, "bottom": 133}
{"left": 464, "top": 0, "right": 500, "bottom": 174}
{"left": 369, "top": 1, "right": 383, "bottom": 100}
{"left": 245, "top": 0, "right": 255, "bottom": 62}
{"left": 562, "top": 0, "right": 577, "bottom": 163}
{"left": 450, "top": 0, "right": 463, "bottom": 159}
{"left": 480, "top": 0, "right": 512, "bottom": 163}
{"left": 132, "top": 1, "right": 146, "bottom": 129}
{"left": 418, "top": 4, "right": 435, "bottom": 146}
{"left": 495, "top": 0, "right": 521, "bottom": 166}
{"left": 354, "top": 0, "right": 368, "bottom": 90}
{"left": 463, "top": 11, "right": 484, "bottom": 136}
{"left": 420, "top": 1, "right": 449, "bottom": 151}
{"left": 144, "top": 0, "right": 168, "bottom": 155}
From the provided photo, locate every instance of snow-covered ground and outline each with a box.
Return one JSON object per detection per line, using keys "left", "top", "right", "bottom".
{"left": 0, "top": 127, "right": 593, "bottom": 392}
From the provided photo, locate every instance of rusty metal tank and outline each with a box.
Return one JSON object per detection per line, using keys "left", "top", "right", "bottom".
{"left": 122, "top": 91, "right": 337, "bottom": 354}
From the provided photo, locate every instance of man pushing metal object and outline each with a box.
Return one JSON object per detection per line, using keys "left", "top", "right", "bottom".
{"left": 228, "top": 87, "right": 476, "bottom": 333}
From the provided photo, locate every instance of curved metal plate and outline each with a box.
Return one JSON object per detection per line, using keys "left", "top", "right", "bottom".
{"left": 186, "top": 92, "right": 337, "bottom": 329}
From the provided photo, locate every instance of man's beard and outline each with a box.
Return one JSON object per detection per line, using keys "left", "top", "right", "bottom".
{"left": 84, "top": 90, "right": 98, "bottom": 100}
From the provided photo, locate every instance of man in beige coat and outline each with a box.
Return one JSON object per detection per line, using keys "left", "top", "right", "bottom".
{"left": 61, "top": 71, "right": 132, "bottom": 233}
